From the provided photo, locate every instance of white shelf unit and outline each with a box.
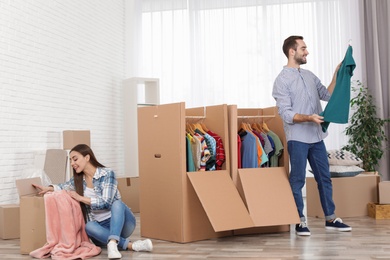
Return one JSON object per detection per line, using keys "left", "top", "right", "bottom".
{"left": 123, "top": 77, "right": 159, "bottom": 176}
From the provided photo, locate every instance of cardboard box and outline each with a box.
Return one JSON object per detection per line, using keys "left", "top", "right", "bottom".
{"left": 379, "top": 181, "right": 390, "bottom": 204}
{"left": 138, "top": 103, "right": 254, "bottom": 243}
{"left": 15, "top": 177, "right": 46, "bottom": 254}
{"left": 63, "top": 130, "right": 91, "bottom": 150}
{"left": 117, "top": 177, "right": 140, "bottom": 213}
{"left": 367, "top": 202, "right": 390, "bottom": 219}
{"left": 0, "top": 204, "right": 20, "bottom": 239}
{"left": 44, "top": 149, "right": 68, "bottom": 184}
{"left": 227, "top": 106, "right": 300, "bottom": 234}
{"left": 306, "top": 174, "right": 379, "bottom": 218}
{"left": 63, "top": 130, "right": 91, "bottom": 181}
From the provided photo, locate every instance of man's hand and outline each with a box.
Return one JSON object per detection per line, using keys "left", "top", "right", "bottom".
{"left": 293, "top": 113, "right": 324, "bottom": 124}
{"left": 309, "top": 114, "right": 324, "bottom": 125}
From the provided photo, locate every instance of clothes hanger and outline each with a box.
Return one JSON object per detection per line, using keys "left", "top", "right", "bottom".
{"left": 195, "top": 123, "right": 206, "bottom": 134}
{"left": 262, "top": 122, "right": 270, "bottom": 133}
{"left": 200, "top": 122, "right": 209, "bottom": 132}
{"left": 186, "top": 123, "right": 195, "bottom": 135}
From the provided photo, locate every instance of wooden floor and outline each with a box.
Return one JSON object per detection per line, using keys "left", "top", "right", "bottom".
{"left": 2, "top": 213, "right": 390, "bottom": 260}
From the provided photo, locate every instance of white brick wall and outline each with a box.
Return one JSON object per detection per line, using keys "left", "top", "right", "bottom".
{"left": 0, "top": 0, "right": 126, "bottom": 204}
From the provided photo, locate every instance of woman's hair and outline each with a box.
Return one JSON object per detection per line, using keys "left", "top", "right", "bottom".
{"left": 282, "top": 35, "right": 304, "bottom": 58}
{"left": 70, "top": 144, "right": 105, "bottom": 222}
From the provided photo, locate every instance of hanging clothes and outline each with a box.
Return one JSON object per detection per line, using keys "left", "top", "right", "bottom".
{"left": 267, "top": 130, "right": 283, "bottom": 167}
{"left": 207, "top": 130, "right": 226, "bottom": 170}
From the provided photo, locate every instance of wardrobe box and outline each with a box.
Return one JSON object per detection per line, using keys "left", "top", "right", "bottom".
{"left": 379, "top": 181, "right": 390, "bottom": 204}
{"left": 0, "top": 204, "right": 20, "bottom": 239}
{"left": 306, "top": 173, "right": 379, "bottom": 218}
{"left": 15, "top": 177, "right": 46, "bottom": 254}
{"left": 117, "top": 176, "right": 140, "bottom": 213}
{"left": 63, "top": 130, "right": 91, "bottom": 150}
{"left": 138, "top": 103, "right": 255, "bottom": 243}
{"left": 228, "top": 106, "right": 299, "bottom": 235}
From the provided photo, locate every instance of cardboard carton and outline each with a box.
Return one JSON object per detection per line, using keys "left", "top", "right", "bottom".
{"left": 15, "top": 177, "right": 46, "bottom": 254}
{"left": 138, "top": 103, "right": 254, "bottom": 243}
{"left": 117, "top": 177, "right": 140, "bottom": 213}
{"left": 0, "top": 204, "right": 20, "bottom": 239}
{"left": 227, "top": 105, "right": 300, "bottom": 234}
{"left": 379, "top": 181, "right": 390, "bottom": 204}
{"left": 63, "top": 130, "right": 91, "bottom": 150}
{"left": 306, "top": 173, "right": 379, "bottom": 218}
{"left": 367, "top": 202, "right": 390, "bottom": 219}
{"left": 63, "top": 130, "right": 91, "bottom": 180}
{"left": 44, "top": 149, "right": 68, "bottom": 184}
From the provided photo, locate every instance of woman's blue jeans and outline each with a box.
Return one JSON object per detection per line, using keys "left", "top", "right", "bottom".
{"left": 85, "top": 200, "right": 136, "bottom": 250}
{"left": 288, "top": 140, "right": 336, "bottom": 222}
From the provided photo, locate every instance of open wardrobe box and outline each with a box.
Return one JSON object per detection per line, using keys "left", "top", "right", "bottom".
{"left": 228, "top": 105, "right": 299, "bottom": 235}
{"left": 137, "top": 102, "right": 299, "bottom": 243}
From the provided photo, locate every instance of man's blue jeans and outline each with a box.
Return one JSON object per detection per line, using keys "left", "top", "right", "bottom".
{"left": 288, "top": 140, "right": 336, "bottom": 222}
{"left": 85, "top": 200, "right": 136, "bottom": 250}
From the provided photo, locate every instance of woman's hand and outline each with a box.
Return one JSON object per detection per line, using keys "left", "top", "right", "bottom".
{"left": 32, "top": 184, "right": 54, "bottom": 195}
{"left": 67, "top": 190, "right": 82, "bottom": 201}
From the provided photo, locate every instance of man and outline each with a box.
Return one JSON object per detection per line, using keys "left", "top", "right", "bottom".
{"left": 272, "top": 36, "right": 351, "bottom": 236}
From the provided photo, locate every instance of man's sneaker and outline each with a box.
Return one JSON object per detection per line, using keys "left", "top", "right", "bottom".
{"left": 107, "top": 240, "right": 122, "bottom": 259}
{"left": 132, "top": 239, "right": 153, "bottom": 252}
{"left": 325, "top": 218, "right": 352, "bottom": 231}
{"left": 295, "top": 222, "right": 311, "bottom": 236}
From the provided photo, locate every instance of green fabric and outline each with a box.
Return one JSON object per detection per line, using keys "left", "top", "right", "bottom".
{"left": 320, "top": 45, "right": 356, "bottom": 132}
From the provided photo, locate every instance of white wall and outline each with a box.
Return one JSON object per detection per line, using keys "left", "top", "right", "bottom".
{"left": 0, "top": 0, "right": 126, "bottom": 204}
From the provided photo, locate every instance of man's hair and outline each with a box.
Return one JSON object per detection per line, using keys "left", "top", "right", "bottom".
{"left": 282, "top": 36, "right": 304, "bottom": 58}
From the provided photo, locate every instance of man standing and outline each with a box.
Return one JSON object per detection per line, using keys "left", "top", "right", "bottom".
{"left": 272, "top": 36, "right": 351, "bottom": 236}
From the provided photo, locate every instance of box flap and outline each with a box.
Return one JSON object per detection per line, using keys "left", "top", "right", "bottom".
{"left": 239, "top": 167, "right": 300, "bottom": 226}
{"left": 187, "top": 171, "right": 254, "bottom": 232}
{"left": 15, "top": 177, "right": 42, "bottom": 197}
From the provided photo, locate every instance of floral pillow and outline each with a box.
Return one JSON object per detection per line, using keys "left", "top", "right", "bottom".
{"left": 329, "top": 165, "right": 365, "bottom": 178}
{"left": 327, "top": 149, "right": 363, "bottom": 166}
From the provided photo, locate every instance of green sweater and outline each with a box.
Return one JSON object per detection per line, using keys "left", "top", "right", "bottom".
{"left": 320, "top": 45, "right": 356, "bottom": 132}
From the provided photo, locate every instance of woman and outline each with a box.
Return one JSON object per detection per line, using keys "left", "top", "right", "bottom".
{"left": 34, "top": 144, "right": 153, "bottom": 259}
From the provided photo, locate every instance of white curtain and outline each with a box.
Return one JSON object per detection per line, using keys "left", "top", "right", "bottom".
{"left": 127, "top": 0, "right": 363, "bottom": 150}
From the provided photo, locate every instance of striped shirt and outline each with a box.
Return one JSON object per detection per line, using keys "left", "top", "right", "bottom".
{"left": 54, "top": 167, "right": 121, "bottom": 222}
{"left": 272, "top": 66, "right": 330, "bottom": 143}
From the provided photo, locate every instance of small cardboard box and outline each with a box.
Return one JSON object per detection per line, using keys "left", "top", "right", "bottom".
{"left": 117, "top": 177, "right": 140, "bottom": 213}
{"left": 0, "top": 204, "right": 20, "bottom": 239}
{"left": 379, "top": 181, "right": 390, "bottom": 204}
{"left": 367, "top": 202, "right": 390, "bottom": 219}
{"left": 15, "top": 177, "right": 46, "bottom": 254}
{"left": 306, "top": 173, "right": 379, "bottom": 218}
{"left": 63, "top": 130, "right": 91, "bottom": 150}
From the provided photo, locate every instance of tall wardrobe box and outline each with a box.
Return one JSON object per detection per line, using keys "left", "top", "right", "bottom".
{"left": 0, "top": 204, "right": 20, "bottom": 239}
{"left": 117, "top": 177, "right": 140, "bottom": 213}
{"left": 15, "top": 177, "right": 46, "bottom": 254}
{"left": 228, "top": 106, "right": 299, "bottom": 235}
{"left": 138, "top": 103, "right": 255, "bottom": 243}
{"left": 306, "top": 173, "right": 379, "bottom": 218}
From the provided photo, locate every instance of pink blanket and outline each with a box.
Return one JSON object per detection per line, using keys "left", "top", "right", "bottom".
{"left": 30, "top": 190, "right": 101, "bottom": 259}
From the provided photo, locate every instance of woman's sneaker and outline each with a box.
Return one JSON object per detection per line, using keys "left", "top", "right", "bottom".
{"left": 325, "top": 218, "right": 352, "bottom": 231}
{"left": 107, "top": 240, "right": 122, "bottom": 259}
{"left": 295, "top": 221, "right": 311, "bottom": 236}
{"left": 132, "top": 239, "right": 153, "bottom": 252}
